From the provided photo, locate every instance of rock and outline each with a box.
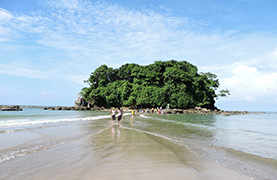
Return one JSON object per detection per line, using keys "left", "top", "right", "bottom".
{"left": 183, "top": 110, "right": 188, "bottom": 114}
{"left": 0, "top": 105, "right": 23, "bottom": 111}
{"left": 195, "top": 106, "right": 201, "bottom": 110}
{"left": 201, "top": 108, "right": 210, "bottom": 112}
{"left": 166, "top": 110, "right": 172, "bottom": 114}
{"left": 56, "top": 107, "right": 62, "bottom": 110}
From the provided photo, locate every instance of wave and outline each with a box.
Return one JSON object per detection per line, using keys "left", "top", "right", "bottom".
{"left": 0, "top": 115, "right": 111, "bottom": 128}
{"left": 0, "top": 139, "right": 72, "bottom": 163}
{"left": 0, "top": 113, "right": 132, "bottom": 128}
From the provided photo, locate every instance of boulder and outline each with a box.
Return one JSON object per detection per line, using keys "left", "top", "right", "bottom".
{"left": 0, "top": 105, "right": 23, "bottom": 111}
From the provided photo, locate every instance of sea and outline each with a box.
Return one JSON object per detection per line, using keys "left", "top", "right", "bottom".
{"left": 0, "top": 108, "right": 276, "bottom": 180}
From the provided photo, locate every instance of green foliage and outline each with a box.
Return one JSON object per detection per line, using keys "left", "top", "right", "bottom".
{"left": 80, "top": 60, "right": 228, "bottom": 109}
{"left": 217, "top": 89, "right": 231, "bottom": 98}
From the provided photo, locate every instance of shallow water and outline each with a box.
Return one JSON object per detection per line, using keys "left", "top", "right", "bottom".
{"left": 136, "top": 113, "right": 277, "bottom": 180}
{"left": 0, "top": 108, "right": 276, "bottom": 179}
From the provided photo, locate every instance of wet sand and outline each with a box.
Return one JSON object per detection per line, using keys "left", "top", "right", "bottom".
{"left": 0, "top": 122, "right": 251, "bottom": 180}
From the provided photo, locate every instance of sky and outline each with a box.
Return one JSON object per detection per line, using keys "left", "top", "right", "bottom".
{"left": 0, "top": 0, "right": 277, "bottom": 111}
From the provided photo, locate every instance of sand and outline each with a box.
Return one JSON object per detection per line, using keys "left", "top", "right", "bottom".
{"left": 0, "top": 122, "right": 252, "bottom": 180}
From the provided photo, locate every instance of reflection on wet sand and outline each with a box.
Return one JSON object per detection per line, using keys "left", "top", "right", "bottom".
{"left": 86, "top": 122, "right": 250, "bottom": 180}
{"left": 110, "top": 123, "right": 121, "bottom": 141}
{"left": 130, "top": 118, "right": 134, "bottom": 127}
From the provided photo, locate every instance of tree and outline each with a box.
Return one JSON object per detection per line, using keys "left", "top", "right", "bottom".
{"left": 80, "top": 60, "right": 228, "bottom": 109}
{"left": 217, "top": 89, "right": 231, "bottom": 98}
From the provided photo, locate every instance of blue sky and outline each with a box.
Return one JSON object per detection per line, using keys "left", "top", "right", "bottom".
{"left": 0, "top": 0, "right": 277, "bottom": 111}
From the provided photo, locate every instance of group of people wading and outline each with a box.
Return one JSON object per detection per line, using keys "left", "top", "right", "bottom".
{"left": 110, "top": 108, "right": 135, "bottom": 125}
{"left": 110, "top": 108, "right": 124, "bottom": 124}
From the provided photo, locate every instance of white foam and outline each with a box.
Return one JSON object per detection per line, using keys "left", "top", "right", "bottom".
{"left": 0, "top": 112, "right": 132, "bottom": 128}
{"left": 0, "top": 115, "right": 110, "bottom": 128}
{"left": 139, "top": 114, "right": 151, "bottom": 119}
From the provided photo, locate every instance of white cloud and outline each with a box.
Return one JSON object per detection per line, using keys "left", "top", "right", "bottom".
{"left": 219, "top": 63, "right": 277, "bottom": 102}
{"left": 272, "top": 48, "right": 277, "bottom": 57}
{"left": 42, "top": 91, "right": 49, "bottom": 96}
{"left": 0, "top": 8, "right": 12, "bottom": 20}
{"left": 0, "top": 64, "right": 48, "bottom": 79}
{"left": 0, "top": 8, "right": 13, "bottom": 37}
{"left": 66, "top": 74, "right": 88, "bottom": 85}
{"left": 1, "top": 0, "right": 239, "bottom": 66}
{"left": 244, "top": 96, "right": 253, "bottom": 102}
{"left": 0, "top": 37, "right": 9, "bottom": 42}
{"left": 2, "top": 0, "right": 276, "bottom": 69}
{"left": 201, "top": 45, "right": 277, "bottom": 105}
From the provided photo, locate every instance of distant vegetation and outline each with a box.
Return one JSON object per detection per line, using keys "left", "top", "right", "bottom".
{"left": 80, "top": 60, "right": 229, "bottom": 109}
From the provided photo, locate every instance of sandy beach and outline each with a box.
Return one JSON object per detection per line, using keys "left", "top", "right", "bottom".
{"left": 0, "top": 120, "right": 251, "bottom": 180}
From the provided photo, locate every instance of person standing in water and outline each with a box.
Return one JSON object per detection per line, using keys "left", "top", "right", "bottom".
{"left": 111, "top": 108, "right": 116, "bottom": 121}
{"left": 131, "top": 109, "right": 135, "bottom": 118}
{"left": 117, "top": 107, "right": 123, "bottom": 124}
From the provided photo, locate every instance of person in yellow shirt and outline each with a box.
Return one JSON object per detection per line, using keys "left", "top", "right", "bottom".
{"left": 131, "top": 109, "right": 135, "bottom": 118}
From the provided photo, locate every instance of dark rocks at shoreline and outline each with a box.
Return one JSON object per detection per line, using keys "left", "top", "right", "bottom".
{"left": 165, "top": 108, "right": 217, "bottom": 115}
{"left": 0, "top": 105, "right": 23, "bottom": 111}
{"left": 42, "top": 106, "right": 108, "bottom": 111}
{"left": 18, "top": 105, "right": 262, "bottom": 116}
{"left": 42, "top": 106, "right": 255, "bottom": 115}
{"left": 125, "top": 107, "right": 254, "bottom": 116}
{"left": 43, "top": 106, "right": 89, "bottom": 111}
{"left": 219, "top": 111, "right": 250, "bottom": 116}
{"left": 19, "top": 105, "right": 108, "bottom": 111}
{"left": 165, "top": 108, "right": 250, "bottom": 115}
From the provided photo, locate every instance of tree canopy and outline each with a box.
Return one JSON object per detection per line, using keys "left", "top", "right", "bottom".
{"left": 80, "top": 60, "right": 229, "bottom": 109}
